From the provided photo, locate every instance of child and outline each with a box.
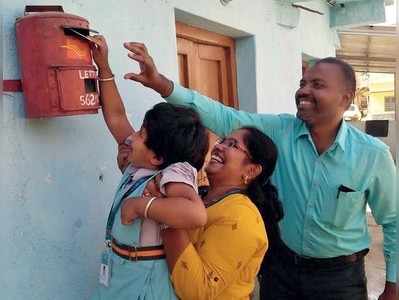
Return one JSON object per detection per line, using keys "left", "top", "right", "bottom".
{"left": 90, "top": 36, "right": 209, "bottom": 300}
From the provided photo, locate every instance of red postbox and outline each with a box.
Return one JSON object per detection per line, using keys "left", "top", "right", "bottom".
{"left": 15, "top": 6, "right": 100, "bottom": 118}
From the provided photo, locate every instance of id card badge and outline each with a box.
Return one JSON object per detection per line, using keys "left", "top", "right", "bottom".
{"left": 99, "top": 249, "right": 112, "bottom": 287}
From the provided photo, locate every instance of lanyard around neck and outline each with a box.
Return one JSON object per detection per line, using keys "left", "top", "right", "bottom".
{"left": 105, "top": 175, "right": 152, "bottom": 242}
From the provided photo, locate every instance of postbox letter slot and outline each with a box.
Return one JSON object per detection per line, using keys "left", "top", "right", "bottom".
{"left": 63, "top": 27, "right": 90, "bottom": 37}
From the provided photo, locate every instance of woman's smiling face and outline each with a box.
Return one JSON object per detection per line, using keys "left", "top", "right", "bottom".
{"left": 206, "top": 129, "right": 253, "bottom": 185}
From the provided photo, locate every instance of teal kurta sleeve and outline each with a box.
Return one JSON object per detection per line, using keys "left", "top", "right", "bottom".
{"left": 367, "top": 149, "right": 397, "bottom": 282}
{"left": 165, "top": 82, "right": 283, "bottom": 140}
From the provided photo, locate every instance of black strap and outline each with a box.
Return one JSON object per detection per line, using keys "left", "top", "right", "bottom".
{"left": 112, "top": 250, "right": 166, "bottom": 261}
{"left": 204, "top": 188, "right": 244, "bottom": 208}
{"left": 112, "top": 238, "right": 164, "bottom": 251}
{"left": 273, "top": 241, "right": 369, "bottom": 267}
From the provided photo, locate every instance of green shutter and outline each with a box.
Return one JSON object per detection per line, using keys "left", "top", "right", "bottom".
{"left": 330, "top": 0, "right": 386, "bottom": 28}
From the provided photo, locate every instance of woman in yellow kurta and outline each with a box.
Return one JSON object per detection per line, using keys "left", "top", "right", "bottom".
{"left": 161, "top": 127, "right": 283, "bottom": 299}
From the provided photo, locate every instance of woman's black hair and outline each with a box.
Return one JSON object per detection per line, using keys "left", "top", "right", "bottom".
{"left": 143, "top": 103, "right": 209, "bottom": 171}
{"left": 241, "top": 127, "right": 284, "bottom": 258}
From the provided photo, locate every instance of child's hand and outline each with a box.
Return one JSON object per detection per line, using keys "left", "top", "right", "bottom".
{"left": 120, "top": 198, "right": 139, "bottom": 225}
{"left": 91, "top": 35, "right": 110, "bottom": 70}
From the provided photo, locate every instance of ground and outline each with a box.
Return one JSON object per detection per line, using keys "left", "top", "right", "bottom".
{"left": 365, "top": 214, "right": 386, "bottom": 300}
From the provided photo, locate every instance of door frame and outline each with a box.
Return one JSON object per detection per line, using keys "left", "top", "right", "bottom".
{"left": 175, "top": 21, "right": 239, "bottom": 108}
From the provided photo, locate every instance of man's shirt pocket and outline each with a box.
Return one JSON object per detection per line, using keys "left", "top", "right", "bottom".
{"left": 319, "top": 186, "right": 366, "bottom": 230}
{"left": 333, "top": 191, "right": 365, "bottom": 228}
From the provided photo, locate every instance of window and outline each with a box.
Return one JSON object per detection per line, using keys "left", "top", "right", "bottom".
{"left": 354, "top": 72, "right": 395, "bottom": 120}
{"left": 384, "top": 96, "right": 395, "bottom": 112}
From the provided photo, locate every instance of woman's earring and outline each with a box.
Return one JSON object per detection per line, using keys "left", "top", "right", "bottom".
{"left": 242, "top": 175, "right": 249, "bottom": 185}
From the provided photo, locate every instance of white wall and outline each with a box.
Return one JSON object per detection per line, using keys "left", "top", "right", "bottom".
{"left": 1, "top": 1, "right": 337, "bottom": 299}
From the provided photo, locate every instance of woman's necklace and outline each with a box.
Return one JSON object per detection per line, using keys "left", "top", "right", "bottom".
{"left": 203, "top": 186, "right": 244, "bottom": 208}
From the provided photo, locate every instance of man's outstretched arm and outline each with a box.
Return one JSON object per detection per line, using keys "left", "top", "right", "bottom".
{"left": 123, "top": 42, "right": 282, "bottom": 139}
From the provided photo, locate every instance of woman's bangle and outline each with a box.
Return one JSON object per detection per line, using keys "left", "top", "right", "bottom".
{"left": 144, "top": 197, "right": 157, "bottom": 219}
{"left": 98, "top": 74, "right": 115, "bottom": 82}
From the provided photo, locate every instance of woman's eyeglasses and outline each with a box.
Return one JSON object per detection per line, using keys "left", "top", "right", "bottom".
{"left": 216, "top": 137, "right": 252, "bottom": 160}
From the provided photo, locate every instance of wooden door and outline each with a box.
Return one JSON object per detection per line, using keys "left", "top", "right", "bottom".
{"left": 176, "top": 22, "right": 238, "bottom": 186}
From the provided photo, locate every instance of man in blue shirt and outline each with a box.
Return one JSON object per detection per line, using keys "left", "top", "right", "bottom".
{"left": 121, "top": 42, "right": 397, "bottom": 300}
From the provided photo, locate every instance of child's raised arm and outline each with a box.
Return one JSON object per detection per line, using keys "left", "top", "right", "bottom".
{"left": 91, "top": 35, "right": 134, "bottom": 144}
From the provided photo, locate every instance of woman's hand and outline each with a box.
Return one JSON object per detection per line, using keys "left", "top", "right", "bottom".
{"left": 123, "top": 42, "right": 173, "bottom": 97}
{"left": 120, "top": 197, "right": 140, "bottom": 225}
{"left": 143, "top": 176, "right": 162, "bottom": 197}
{"left": 91, "top": 35, "right": 111, "bottom": 71}
{"left": 120, "top": 177, "right": 162, "bottom": 225}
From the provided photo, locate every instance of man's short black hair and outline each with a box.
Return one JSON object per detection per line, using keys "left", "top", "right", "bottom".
{"left": 143, "top": 102, "right": 209, "bottom": 171}
{"left": 314, "top": 57, "right": 356, "bottom": 95}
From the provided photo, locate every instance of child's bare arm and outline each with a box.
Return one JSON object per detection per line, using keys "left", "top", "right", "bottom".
{"left": 91, "top": 35, "right": 134, "bottom": 144}
{"left": 121, "top": 182, "right": 207, "bottom": 228}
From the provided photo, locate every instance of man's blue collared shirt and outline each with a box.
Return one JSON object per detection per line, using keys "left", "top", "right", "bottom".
{"left": 166, "top": 83, "right": 397, "bottom": 282}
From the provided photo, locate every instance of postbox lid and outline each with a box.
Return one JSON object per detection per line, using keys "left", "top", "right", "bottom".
{"left": 16, "top": 12, "right": 88, "bottom": 24}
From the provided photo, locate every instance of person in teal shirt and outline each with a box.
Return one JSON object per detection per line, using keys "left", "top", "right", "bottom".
{"left": 121, "top": 42, "right": 397, "bottom": 300}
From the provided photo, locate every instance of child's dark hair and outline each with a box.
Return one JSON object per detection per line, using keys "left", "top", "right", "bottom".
{"left": 143, "top": 102, "right": 209, "bottom": 171}
{"left": 241, "top": 127, "right": 284, "bottom": 254}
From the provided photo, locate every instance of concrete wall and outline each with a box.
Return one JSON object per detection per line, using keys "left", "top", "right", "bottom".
{"left": 1, "top": 1, "right": 337, "bottom": 299}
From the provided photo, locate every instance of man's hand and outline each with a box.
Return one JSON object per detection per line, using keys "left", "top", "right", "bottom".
{"left": 91, "top": 35, "right": 111, "bottom": 71}
{"left": 120, "top": 198, "right": 139, "bottom": 225}
{"left": 123, "top": 42, "right": 173, "bottom": 97}
{"left": 378, "top": 282, "right": 397, "bottom": 300}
